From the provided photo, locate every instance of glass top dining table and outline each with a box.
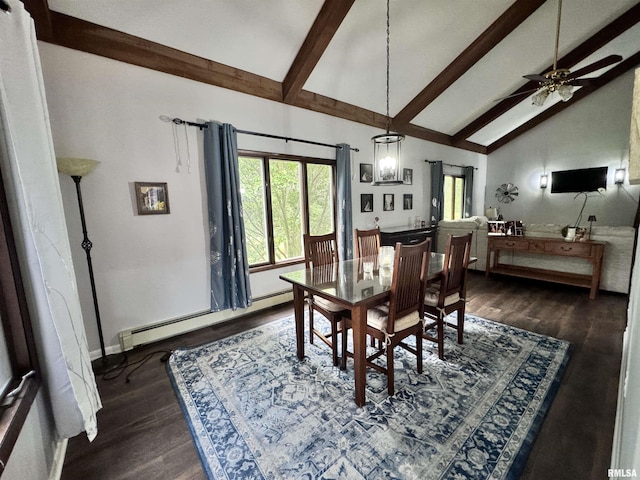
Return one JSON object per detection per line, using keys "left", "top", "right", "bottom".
{"left": 279, "top": 252, "right": 447, "bottom": 407}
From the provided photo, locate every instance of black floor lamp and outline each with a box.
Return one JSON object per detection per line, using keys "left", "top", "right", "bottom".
{"left": 57, "top": 157, "right": 126, "bottom": 374}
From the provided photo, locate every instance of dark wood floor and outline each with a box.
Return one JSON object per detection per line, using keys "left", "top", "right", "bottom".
{"left": 61, "top": 272, "right": 628, "bottom": 480}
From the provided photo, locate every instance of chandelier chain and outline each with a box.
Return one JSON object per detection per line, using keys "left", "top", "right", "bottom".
{"left": 386, "top": 0, "right": 390, "bottom": 133}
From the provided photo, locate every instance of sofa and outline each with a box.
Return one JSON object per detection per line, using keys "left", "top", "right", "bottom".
{"left": 436, "top": 216, "right": 635, "bottom": 294}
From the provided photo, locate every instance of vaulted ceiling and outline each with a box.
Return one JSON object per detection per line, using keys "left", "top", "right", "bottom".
{"left": 23, "top": 0, "right": 640, "bottom": 154}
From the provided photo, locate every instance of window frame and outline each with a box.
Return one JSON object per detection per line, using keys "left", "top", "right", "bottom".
{"left": 238, "top": 150, "right": 337, "bottom": 272}
{"left": 0, "top": 165, "right": 40, "bottom": 472}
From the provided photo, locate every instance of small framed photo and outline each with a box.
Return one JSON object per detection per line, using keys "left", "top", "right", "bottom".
{"left": 360, "top": 163, "right": 373, "bottom": 183}
{"left": 488, "top": 220, "right": 506, "bottom": 236}
{"left": 403, "top": 168, "right": 413, "bottom": 185}
{"left": 506, "top": 220, "right": 524, "bottom": 236}
{"left": 135, "top": 182, "right": 170, "bottom": 215}
{"left": 403, "top": 194, "right": 413, "bottom": 210}
{"left": 383, "top": 193, "right": 394, "bottom": 211}
{"left": 361, "top": 193, "right": 373, "bottom": 213}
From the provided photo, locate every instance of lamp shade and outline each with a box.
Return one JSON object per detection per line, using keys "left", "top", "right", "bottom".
{"left": 588, "top": 215, "right": 597, "bottom": 222}
{"left": 57, "top": 157, "right": 100, "bottom": 177}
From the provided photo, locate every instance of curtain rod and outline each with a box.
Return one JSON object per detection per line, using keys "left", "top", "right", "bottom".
{"left": 167, "top": 117, "right": 359, "bottom": 152}
{"left": 426, "top": 160, "right": 478, "bottom": 170}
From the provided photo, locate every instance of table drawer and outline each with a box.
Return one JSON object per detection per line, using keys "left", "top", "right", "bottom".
{"left": 544, "top": 242, "right": 592, "bottom": 257}
{"left": 491, "top": 238, "right": 529, "bottom": 250}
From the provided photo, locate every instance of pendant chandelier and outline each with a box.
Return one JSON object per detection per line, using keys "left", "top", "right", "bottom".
{"left": 372, "top": 0, "right": 404, "bottom": 185}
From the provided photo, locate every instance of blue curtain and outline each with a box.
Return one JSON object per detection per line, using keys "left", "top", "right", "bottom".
{"left": 430, "top": 160, "right": 444, "bottom": 225}
{"left": 203, "top": 122, "right": 252, "bottom": 312}
{"left": 463, "top": 166, "right": 474, "bottom": 218}
{"left": 336, "top": 143, "right": 353, "bottom": 261}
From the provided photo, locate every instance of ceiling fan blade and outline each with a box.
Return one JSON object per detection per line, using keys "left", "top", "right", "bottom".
{"left": 494, "top": 88, "right": 540, "bottom": 102}
{"left": 566, "top": 78, "right": 592, "bottom": 86}
{"left": 570, "top": 54, "right": 622, "bottom": 79}
{"left": 524, "top": 74, "right": 548, "bottom": 82}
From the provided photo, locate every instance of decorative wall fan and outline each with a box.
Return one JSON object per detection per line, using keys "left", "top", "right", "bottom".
{"left": 495, "top": 183, "right": 519, "bottom": 203}
{"left": 507, "top": 0, "right": 622, "bottom": 105}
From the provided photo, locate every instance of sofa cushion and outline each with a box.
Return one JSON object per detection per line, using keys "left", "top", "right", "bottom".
{"left": 524, "top": 224, "right": 564, "bottom": 236}
{"left": 438, "top": 215, "right": 488, "bottom": 230}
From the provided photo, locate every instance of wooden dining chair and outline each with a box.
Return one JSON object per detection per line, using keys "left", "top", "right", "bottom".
{"left": 354, "top": 227, "right": 380, "bottom": 259}
{"left": 341, "top": 239, "right": 431, "bottom": 396}
{"left": 303, "top": 232, "right": 350, "bottom": 367}
{"left": 423, "top": 232, "right": 473, "bottom": 360}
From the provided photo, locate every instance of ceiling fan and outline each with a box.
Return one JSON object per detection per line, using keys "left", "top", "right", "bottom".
{"left": 506, "top": 0, "right": 622, "bottom": 105}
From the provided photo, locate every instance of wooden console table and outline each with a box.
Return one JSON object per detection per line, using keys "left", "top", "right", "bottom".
{"left": 485, "top": 236, "right": 606, "bottom": 299}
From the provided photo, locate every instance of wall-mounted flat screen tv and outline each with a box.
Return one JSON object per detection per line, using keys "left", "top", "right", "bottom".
{"left": 551, "top": 167, "right": 608, "bottom": 193}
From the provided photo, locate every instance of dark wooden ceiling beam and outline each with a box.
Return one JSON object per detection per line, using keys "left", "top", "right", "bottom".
{"left": 292, "top": 90, "right": 487, "bottom": 153}
{"left": 22, "top": 0, "right": 53, "bottom": 41}
{"left": 486, "top": 51, "right": 640, "bottom": 154}
{"left": 454, "top": 2, "right": 640, "bottom": 144}
{"left": 282, "top": 0, "right": 355, "bottom": 104}
{"left": 393, "top": 0, "right": 546, "bottom": 128}
{"left": 29, "top": 10, "right": 483, "bottom": 153}
{"left": 48, "top": 12, "right": 283, "bottom": 101}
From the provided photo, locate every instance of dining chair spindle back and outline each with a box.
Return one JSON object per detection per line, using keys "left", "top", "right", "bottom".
{"left": 423, "top": 232, "right": 473, "bottom": 359}
{"left": 354, "top": 227, "right": 381, "bottom": 259}
{"left": 303, "top": 233, "right": 350, "bottom": 367}
{"left": 341, "top": 239, "right": 431, "bottom": 396}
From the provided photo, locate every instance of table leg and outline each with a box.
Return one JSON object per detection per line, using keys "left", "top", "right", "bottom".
{"left": 292, "top": 285, "right": 305, "bottom": 360}
{"left": 352, "top": 304, "right": 367, "bottom": 407}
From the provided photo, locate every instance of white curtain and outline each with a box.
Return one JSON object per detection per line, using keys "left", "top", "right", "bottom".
{"left": 0, "top": 2, "right": 101, "bottom": 440}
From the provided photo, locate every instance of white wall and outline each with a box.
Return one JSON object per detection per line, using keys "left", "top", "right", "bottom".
{"left": 39, "top": 43, "right": 485, "bottom": 354}
{"left": 486, "top": 70, "right": 639, "bottom": 228}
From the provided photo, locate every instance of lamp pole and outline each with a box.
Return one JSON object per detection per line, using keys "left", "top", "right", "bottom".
{"left": 70, "top": 175, "right": 125, "bottom": 374}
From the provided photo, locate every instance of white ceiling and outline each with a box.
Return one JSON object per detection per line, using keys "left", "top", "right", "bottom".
{"left": 46, "top": 0, "right": 640, "bottom": 150}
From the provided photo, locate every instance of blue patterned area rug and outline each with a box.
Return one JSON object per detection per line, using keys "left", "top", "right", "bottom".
{"left": 167, "top": 313, "right": 571, "bottom": 480}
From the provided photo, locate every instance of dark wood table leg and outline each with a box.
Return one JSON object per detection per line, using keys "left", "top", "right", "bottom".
{"left": 352, "top": 304, "right": 366, "bottom": 407}
{"left": 292, "top": 284, "right": 305, "bottom": 360}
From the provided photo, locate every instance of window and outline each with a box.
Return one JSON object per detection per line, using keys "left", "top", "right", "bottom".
{"left": 238, "top": 151, "right": 336, "bottom": 269}
{"left": 443, "top": 174, "right": 465, "bottom": 221}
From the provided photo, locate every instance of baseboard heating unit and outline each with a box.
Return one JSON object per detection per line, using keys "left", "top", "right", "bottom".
{"left": 118, "top": 290, "right": 293, "bottom": 351}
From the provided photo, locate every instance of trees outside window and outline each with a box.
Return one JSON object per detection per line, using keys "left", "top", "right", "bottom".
{"left": 443, "top": 174, "right": 465, "bottom": 220}
{"left": 238, "top": 152, "right": 336, "bottom": 268}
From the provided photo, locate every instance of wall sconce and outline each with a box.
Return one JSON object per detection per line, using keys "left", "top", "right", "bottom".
{"left": 540, "top": 174, "right": 548, "bottom": 189}
{"left": 614, "top": 168, "right": 626, "bottom": 185}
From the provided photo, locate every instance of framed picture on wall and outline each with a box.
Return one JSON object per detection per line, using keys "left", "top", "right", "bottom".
{"left": 361, "top": 193, "right": 373, "bottom": 212}
{"left": 135, "top": 182, "right": 170, "bottom": 215}
{"left": 360, "top": 163, "right": 373, "bottom": 183}
{"left": 383, "top": 193, "right": 394, "bottom": 211}
{"left": 403, "top": 168, "right": 413, "bottom": 185}
{"left": 403, "top": 194, "right": 413, "bottom": 210}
